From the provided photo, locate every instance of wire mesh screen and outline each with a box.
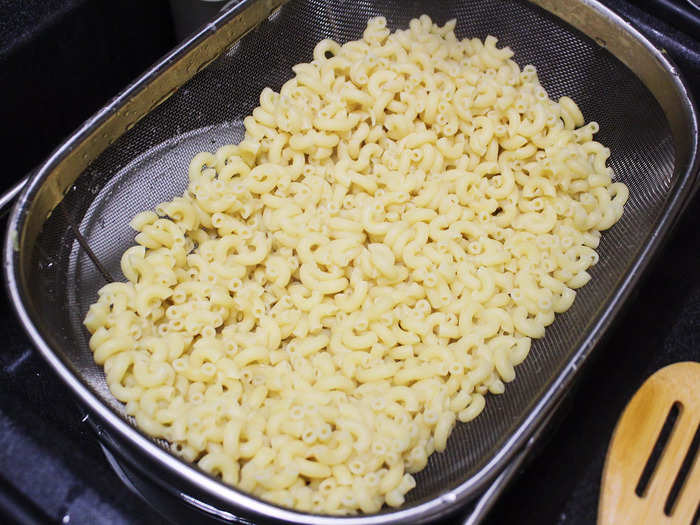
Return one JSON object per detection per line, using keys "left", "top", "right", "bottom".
{"left": 26, "top": 0, "right": 674, "bottom": 515}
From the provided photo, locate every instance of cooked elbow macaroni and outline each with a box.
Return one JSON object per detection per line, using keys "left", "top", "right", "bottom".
{"left": 85, "top": 15, "right": 628, "bottom": 514}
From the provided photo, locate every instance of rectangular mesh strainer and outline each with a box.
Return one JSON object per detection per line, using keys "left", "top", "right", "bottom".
{"left": 4, "top": 0, "right": 698, "bottom": 523}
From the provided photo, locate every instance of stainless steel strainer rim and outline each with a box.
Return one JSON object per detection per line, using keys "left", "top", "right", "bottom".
{"left": 4, "top": 0, "right": 699, "bottom": 523}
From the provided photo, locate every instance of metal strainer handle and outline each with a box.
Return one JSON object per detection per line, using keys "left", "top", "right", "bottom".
{"left": 0, "top": 177, "right": 28, "bottom": 217}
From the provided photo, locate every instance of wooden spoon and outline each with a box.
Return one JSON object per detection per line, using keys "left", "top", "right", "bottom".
{"left": 599, "top": 361, "right": 700, "bottom": 524}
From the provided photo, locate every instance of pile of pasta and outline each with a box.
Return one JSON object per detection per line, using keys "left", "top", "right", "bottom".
{"left": 85, "top": 15, "right": 628, "bottom": 515}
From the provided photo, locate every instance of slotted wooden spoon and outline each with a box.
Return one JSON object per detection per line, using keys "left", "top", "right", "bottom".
{"left": 599, "top": 361, "right": 700, "bottom": 524}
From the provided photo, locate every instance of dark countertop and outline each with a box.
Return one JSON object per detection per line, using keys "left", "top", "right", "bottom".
{"left": 0, "top": 1, "right": 698, "bottom": 524}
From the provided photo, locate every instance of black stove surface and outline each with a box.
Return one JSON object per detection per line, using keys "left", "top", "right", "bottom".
{"left": 0, "top": 1, "right": 698, "bottom": 524}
